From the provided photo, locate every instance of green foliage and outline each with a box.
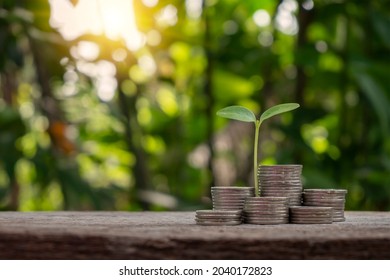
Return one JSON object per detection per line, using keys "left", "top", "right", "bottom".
{"left": 216, "top": 106, "right": 256, "bottom": 123}
{"left": 259, "top": 104, "right": 300, "bottom": 124}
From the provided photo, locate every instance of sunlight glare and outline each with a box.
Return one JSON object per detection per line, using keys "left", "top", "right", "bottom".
{"left": 49, "top": 0, "right": 144, "bottom": 51}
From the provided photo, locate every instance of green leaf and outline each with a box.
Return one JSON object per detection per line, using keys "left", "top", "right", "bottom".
{"left": 216, "top": 106, "right": 256, "bottom": 123}
{"left": 259, "top": 103, "right": 300, "bottom": 123}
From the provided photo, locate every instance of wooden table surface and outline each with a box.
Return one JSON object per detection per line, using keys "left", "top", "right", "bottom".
{"left": 0, "top": 211, "right": 389, "bottom": 259}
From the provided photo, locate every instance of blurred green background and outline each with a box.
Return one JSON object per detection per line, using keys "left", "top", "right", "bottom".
{"left": 1, "top": 0, "right": 389, "bottom": 211}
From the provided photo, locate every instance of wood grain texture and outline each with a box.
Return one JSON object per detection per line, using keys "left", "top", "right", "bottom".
{"left": 0, "top": 211, "right": 389, "bottom": 259}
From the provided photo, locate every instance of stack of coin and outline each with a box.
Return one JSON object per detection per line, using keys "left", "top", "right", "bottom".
{"left": 302, "top": 189, "right": 347, "bottom": 222}
{"left": 258, "top": 165, "right": 303, "bottom": 206}
{"left": 195, "top": 210, "right": 242, "bottom": 226}
{"left": 211, "top": 186, "right": 255, "bottom": 211}
{"left": 243, "top": 197, "right": 289, "bottom": 224}
{"left": 289, "top": 206, "right": 333, "bottom": 224}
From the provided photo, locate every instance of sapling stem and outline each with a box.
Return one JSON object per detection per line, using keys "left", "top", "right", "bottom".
{"left": 254, "top": 120, "right": 261, "bottom": 197}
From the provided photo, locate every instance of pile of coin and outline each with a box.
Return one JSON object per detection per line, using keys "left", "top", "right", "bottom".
{"left": 243, "top": 197, "right": 289, "bottom": 225}
{"left": 302, "top": 189, "right": 347, "bottom": 222}
{"left": 195, "top": 210, "right": 242, "bottom": 226}
{"left": 211, "top": 186, "right": 255, "bottom": 211}
{"left": 289, "top": 206, "right": 333, "bottom": 224}
{"left": 258, "top": 165, "right": 303, "bottom": 206}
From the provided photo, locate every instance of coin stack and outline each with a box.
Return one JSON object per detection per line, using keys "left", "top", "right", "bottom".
{"left": 289, "top": 206, "right": 333, "bottom": 224}
{"left": 258, "top": 165, "right": 303, "bottom": 207}
{"left": 302, "top": 189, "right": 347, "bottom": 222}
{"left": 195, "top": 210, "right": 243, "bottom": 226}
{"left": 211, "top": 186, "right": 255, "bottom": 211}
{"left": 243, "top": 197, "right": 289, "bottom": 225}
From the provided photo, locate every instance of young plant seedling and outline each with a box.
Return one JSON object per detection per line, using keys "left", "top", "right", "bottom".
{"left": 216, "top": 103, "right": 300, "bottom": 197}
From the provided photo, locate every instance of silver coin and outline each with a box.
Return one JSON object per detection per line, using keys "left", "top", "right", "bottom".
{"left": 290, "top": 220, "right": 332, "bottom": 224}
{"left": 212, "top": 205, "right": 244, "bottom": 208}
{"left": 244, "top": 219, "right": 289, "bottom": 225}
{"left": 212, "top": 195, "right": 249, "bottom": 198}
{"left": 244, "top": 216, "right": 289, "bottom": 221}
{"left": 290, "top": 210, "right": 333, "bottom": 215}
{"left": 244, "top": 209, "right": 288, "bottom": 214}
{"left": 213, "top": 196, "right": 254, "bottom": 199}
{"left": 244, "top": 210, "right": 288, "bottom": 215}
{"left": 196, "top": 210, "right": 242, "bottom": 215}
{"left": 303, "top": 206, "right": 344, "bottom": 211}
{"left": 244, "top": 203, "right": 289, "bottom": 207}
{"left": 303, "top": 201, "right": 344, "bottom": 206}
{"left": 261, "top": 183, "right": 302, "bottom": 187}
{"left": 303, "top": 191, "right": 346, "bottom": 196}
{"left": 212, "top": 196, "right": 247, "bottom": 201}
{"left": 212, "top": 205, "right": 244, "bottom": 209}
{"left": 290, "top": 216, "right": 333, "bottom": 221}
{"left": 212, "top": 201, "right": 246, "bottom": 205}
{"left": 262, "top": 188, "right": 302, "bottom": 191}
{"left": 196, "top": 220, "right": 242, "bottom": 226}
{"left": 212, "top": 191, "right": 254, "bottom": 195}
{"left": 303, "top": 197, "right": 345, "bottom": 201}
{"left": 304, "top": 199, "right": 345, "bottom": 203}
{"left": 259, "top": 164, "right": 302, "bottom": 168}
{"left": 242, "top": 210, "right": 289, "bottom": 217}
{"left": 259, "top": 166, "right": 302, "bottom": 171}
{"left": 290, "top": 211, "right": 332, "bottom": 215}
{"left": 303, "top": 199, "right": 345, "bottom": 203}
{"left": 195, "top": 216, "right": 241, "bottom": 222}
{"left": 261, "top": 188, "right": 302, "bottom": 192}
{"left": 213, "top": 204, "right": 245, "bottom": 208}
{"left": 244, "top": 205, "right": 288, "bottom": 211}
{"left": 212, "top": 195, "right": 253, "bottom": 199}
{"left": 303, "top": 189, "right": 347, "bottom": 194}
{"left": 244, "top": 215, "right": 289, "bottom": 221}
{"left": 212, "top": 202, "right": 245, "bottom": 206}
{"left": 290, "top": 206, "right": 332, "bottom": 211}
{"left": 258, "top": 174, "right": 301, "bottom": 179}
{"left": 246, "top": 196, "right": 289, "bottom": 202}
{"left": 261, "top": 192, "right": 302, "bottom": 196}
{"left": 211, "top": 187, "right": 254, "bottom": 192}
{"left": 259, "top": 178, "right": 302, "bottom": 183}
{"left": 212, "top": 189, "right": 254, "bottom": 192}
{"left": 261, "top": 193, "right": 302, "bottom": 197}
{"left": 290, "top": 215, "right": 333, "bottom": 219}
{"left": 260, "top": 180, "right": 301, "bottom": 184}
{"left": 244, "top": 215, "right": 289, "bottom": 220}
{"left": 302, "top": 203, "right": 345, "bottom": 208}
{"left": 290, "top": 215, "right": 333, "bottom": 220}
{"left": 244, "top": 209, "right": 289, "bottom": 214}
{"left": 329, "top": 213, "right": 345, "bottom": 218}
{"left": 196, "top": 211, "right": 242, "bottom": 217}
{"left": 303, "top": 196, "right": 345, "bottom": 201}
{"left": 303, "top": 189, "right": 347, "bottom": 197}
{"left": 260, "top": 187, "right": 302, "bottom": 190}
{"left": 261, "top": 186, "right": 302, "bottom": 190}
{"left": 245, "top": 203, "right": 289, "bottom": 208}
{"left": 212, "top": 198, "right": 247, "bottom": 202}
{"left": 302, "top": 203, "right": 344, "bottom": 208}
{"left": 244, "top": 202, "right": 288, "bottom": 208}
{"left": 261, "top": 186, "right": 303, "bottom": 190}
{"left": 258, "top": 171, "right": 301, "bottom": 176}
{"left": 196, "top": 209, "right": 241, "bottom": 214}
{"left": 196, "top": 217, "right": 242, "bottom": 221}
